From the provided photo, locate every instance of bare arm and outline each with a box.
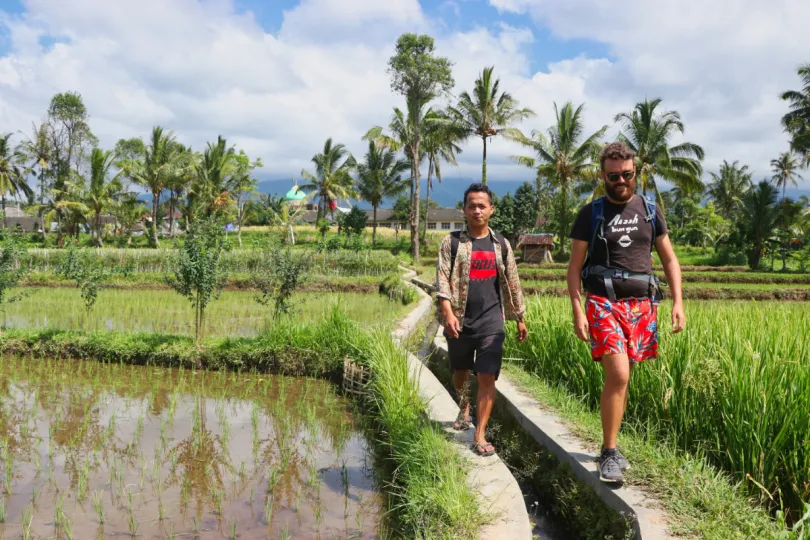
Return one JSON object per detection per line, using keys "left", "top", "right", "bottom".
{"left": 567, "top": 239, "right": 590, "bottom": 341}
{"left": 654, "top": 234, "right": 685, "bottom": 333}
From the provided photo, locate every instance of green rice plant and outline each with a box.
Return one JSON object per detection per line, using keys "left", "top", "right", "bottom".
{"left": 264, "top": 495, "right": 273, "bottom": 524}
{"left": 229, "top": 516, "right": 238, "bottom": 539}
{"left": 128, "top": 513, "right": 138, "bottom": 537}
{"left": 92, "top": 491, "right": 105, "bottom": 523}
{"left": 21, "top": 504, "right": 33, "bottom": 540}
{"left": 508, "top": 297, "right": 810, "bottom": 520}
{"left": 0, "top": 497, "right": 5, "bottom": 522}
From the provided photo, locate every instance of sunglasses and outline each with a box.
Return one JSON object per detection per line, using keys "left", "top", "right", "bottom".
{"left": 606, "top": 170, "right": 635, "bottom": 183}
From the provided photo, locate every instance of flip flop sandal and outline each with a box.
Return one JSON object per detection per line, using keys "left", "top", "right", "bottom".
{"left": 453, "top": 416, "right": 473, "bottom": 431}
{"left": 471, "top": 442, "right": 495, "bottom": 457}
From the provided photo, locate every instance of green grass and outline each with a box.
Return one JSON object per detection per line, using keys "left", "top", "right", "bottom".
{"left": 500, "top": 366, "right": 785, "bottom": 539}
{"left": 507, "top": 297, "right": 810, "bottom": 523}
{"left": 2, "top": 289, "right": 407, "bottom": 337}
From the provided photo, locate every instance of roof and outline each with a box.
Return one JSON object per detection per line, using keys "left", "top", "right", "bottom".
{"left": 426, "top": 208, "right": 464, "bottom": 221}
{"left": 3, "top": 206, "right": 27, "bottom": 218}
{"left": 363, "top": 209, "right": 395, "bottom": 221}
{"left": 518, "top": 233, "right": 554, "bottom": 246}
{"left": 284, "top": 185, "right": 307, "bottom": 201}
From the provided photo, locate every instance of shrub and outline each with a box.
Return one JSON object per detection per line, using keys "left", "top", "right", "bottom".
{"left": 379, "top": 274, "right": 418, "bottom": 305}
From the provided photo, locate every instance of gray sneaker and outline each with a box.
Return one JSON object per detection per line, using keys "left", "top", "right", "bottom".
{"left": 607, "top": 447, "right": 631, "bottom": 471}
{"left": 598, "top": 451, "right": 624, "bottom": 483}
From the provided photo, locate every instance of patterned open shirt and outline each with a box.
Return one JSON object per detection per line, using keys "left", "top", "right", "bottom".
{"left": 435, "top": 228, "right": 526, "bottom": 328}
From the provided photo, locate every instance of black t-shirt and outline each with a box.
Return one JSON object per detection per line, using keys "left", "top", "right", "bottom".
{"left": 569, "top": 196, "right": 668, "bottom": 299}
{"left": 462, "top": 236, "right": 505, "bottom": 337}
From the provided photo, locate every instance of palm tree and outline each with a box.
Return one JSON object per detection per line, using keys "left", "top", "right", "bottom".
{"left": 129, "top": 127, "right": 184, "bottom": 247}
{"left": 707, "top": 160, "right": 752, "bottom": 220}
{"left": 17, "top": 122, "right": 51, "bottom": 207}
{"left": 355, "top": 141, "right": 410, "bottom": 246}
{"left": 448, "top": 66, "right": 535, "bottom": 184}
{"left": 165, "top": 143, "right": 194, "bottom": 238}
{"left": 192, "top": 136, "right": 237, "bottom": 219}
{"left": 364, "top": 97, "right": 452, "bottom": 261}
{"left": 511, "top": 102, "right": 607, "bottom": 255}
{"left": 84, "top": 148, "right": 122, "bottom": 247}
{"left": 301, "top": 138, "right": 356, "bottom": 222}
{"left": 615, "top": 98, "right": 705, "bottom": 203}
{"left": 743, "top": 181, "right": 779, "bottom": 269}
{"left": 422, "top": 115, "right": 463, "bottom": 241}
{"left": 770, "top": 151, "right": 804, "bottom": 202}
{"left": 0, "top": 133, "right": 33, "bottom": 227}
{"left": 116, "top": 195, "right": 147, "bottom": 245}
{"left": 780, "top": 63, "right": 810, "bottom": 159}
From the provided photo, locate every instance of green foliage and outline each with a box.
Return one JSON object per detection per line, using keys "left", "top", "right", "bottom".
{"left": 57, "top": 244, "right": 132, "bottom": 315}
{"left": 378, "top": 274, "right": 418, "bottom": 305}
{"left": 387, "top": 34, "right": 454, "bottom": 101}
{"left": 342, "top": 206, "right": 367, "bottom": 236}
{"left": 0, "top": 236, "right": 27, "bottom": 307}
{"left": 316, "top": 218, "right": 330, "bottom": 238}
{"left": 253, "top": 247, "right": 312, "bottom": 318}
{"left": 165, "top": 220, "right": 227, "bottom": 341}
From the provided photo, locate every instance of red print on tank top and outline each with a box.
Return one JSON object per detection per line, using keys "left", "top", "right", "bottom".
{"left": 470, "top": 250, "right": 497, "bottom": 281}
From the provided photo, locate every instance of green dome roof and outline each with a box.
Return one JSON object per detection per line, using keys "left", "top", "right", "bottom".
{"left": 284, "top": 186, "right": 307, "bottom": 201}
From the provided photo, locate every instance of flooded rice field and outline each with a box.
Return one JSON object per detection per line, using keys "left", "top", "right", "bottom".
{"left": 0, "top": 355, "right": 382, "bottom": 539}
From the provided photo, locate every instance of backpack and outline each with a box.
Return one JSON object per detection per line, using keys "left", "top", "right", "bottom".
{"left": 449, "top": 230, "right": 507, "bottom": 276}
{"left": 582, "top": 194, "right": 660, "bottom": 301}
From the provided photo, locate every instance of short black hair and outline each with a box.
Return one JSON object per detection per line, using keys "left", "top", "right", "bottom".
{"left": 463, "top": 183, "right": 494, "bottom": 206}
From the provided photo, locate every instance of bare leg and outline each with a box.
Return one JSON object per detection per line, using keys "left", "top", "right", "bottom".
{"left": 453, "top": 369, "right": 471, "bottom": 420}
{"left": 473, "top": 373, "right": 496, "bottom": 445}
{"left": 600, "top": 354, "right": 631, "bottom": 449}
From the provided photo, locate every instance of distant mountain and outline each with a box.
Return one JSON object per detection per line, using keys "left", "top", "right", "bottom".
{"left": 255, "top": 177, "right": 534, "bottom": 210}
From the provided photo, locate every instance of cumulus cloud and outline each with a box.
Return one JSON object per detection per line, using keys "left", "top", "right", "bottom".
{"left": 0, "top": 0, "right": 804, "bottom": 191}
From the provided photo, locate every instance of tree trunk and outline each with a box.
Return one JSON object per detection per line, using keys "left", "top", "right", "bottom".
{"left": 372, "top": 205, "right": 378, "bottom": 246}
{"left": 151, "top": 191, "right": 160, "bottom": 248}
{"left": 410, "top": 150, "right": 421, "bottom": 263}
{"left": 559, "top": 180, "right": 568, "bottom": 255}
{"left": 169, "top": 192, "right": 176, "bottom": 239}
{"left": 422, "top": 160, "right": 433, "bottom": 244}
{"left": 1, "top": 195, "right": 5, "bottom": 230}
{"left": 482, "top": 136, "right": 487, "bottom": 185}
{"left": 96, "top": 212, "right": 104, "bottom": 247}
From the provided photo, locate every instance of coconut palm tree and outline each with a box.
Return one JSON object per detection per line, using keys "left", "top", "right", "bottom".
{"left": 511, "top": 102, "right": 607, "bottom": 255}
{"left": 0, "top": 133, "right": 34, "bottom": 227}
{"left": 448, "top": 66, "right": 535, "bottom": 184}
{"left": 422, "top": 115, "right": 463, "bottom": 242}
{"left": 780, "top": 63, "right": 810, "bottom": 160}
{"left": 770, "top": 151, "right": 804, "bottom": 202}
{"left": 192, "top": 136, "right": 237, "bottom": 219}
{"left": 84, "top": 148, "right": 122, "bottom": 247}
{"left": 743, "top": 181, "right": 779, "bottom": 269}
{"left": 364, "top": 97, "right": 453, "bottom": 261}
{"left": 17, "top": 122, "right": 51, "bottom": 207}
{"left": 615, "top": 98, "right": 705, "bottom": 203}
{"left": 707, "top": 160, "right": 752, "bottom": 220}
{"left": 300, "top": 138, "right": 356, "bottom": 221}
{"left": 128, "top": 127, "right": 184, "bottom": 247}
{"left": 355, "top": 141, "right": 410, "bottom": 246}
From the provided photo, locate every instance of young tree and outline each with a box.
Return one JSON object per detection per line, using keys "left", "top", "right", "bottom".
{"left": 511, "top": 102, "right": 607, "bottom": 255}
{"left": 742, "top": 181, "right": 779, "bottom": 269}
{"left": 385, "top": 33, "right": 454, "bottom": 262}
{"left": 355, "top": 141, "right": 409, "bottom": 246}
{"left": 615, "top": 98, "right": 705, "bottom": 203}
{"left": 166, "top": 220, "right": 227, "bottom": 342}
{"left": 301, "top": 138, "right": 356, "bottom": 221}
{"left": 229, "top": 151, "right": 261, "bottom": 247}
{"left": 0, "top": 237, "right": 27, "bottom": 333}
{"left": 342, "top": 206, "right": 368, "bottom": 236}
{"left": 16, "top": 122, "right": 51, "bottom": 208}
{"left": 449, "top": 66, "right": 535, "bottom": 184}
{"left": 253, "top": 247, "right": 312, "bottom": 319}
{"left": 391, "top": 194, "right": 410, "bottom": 242}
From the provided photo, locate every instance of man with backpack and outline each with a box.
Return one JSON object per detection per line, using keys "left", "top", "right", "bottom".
{"left": 436, "top": 183, "right": 527, "bottom": 457}
{"left": 568, "top": 141, "right": 685, "bottom": 483}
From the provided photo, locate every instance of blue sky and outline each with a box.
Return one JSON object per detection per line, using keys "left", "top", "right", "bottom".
{"left": 0, "top": 0, "right": 806, "bottom": 191}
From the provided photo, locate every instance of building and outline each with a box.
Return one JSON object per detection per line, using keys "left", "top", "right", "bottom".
{"left": 363, "top": 207, "right": 465, "bottom": 231}
{"left": 516, "top": 233, "right": 554, "bottom": 263}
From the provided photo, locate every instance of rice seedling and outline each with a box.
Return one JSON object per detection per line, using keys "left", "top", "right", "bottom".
{"left": 264, "top": 495, "right": 274, "bottom": 524}
{"left": 229, "top": 516, "right": 238, "bottom": 539}
{"left": 509, "top": 297, "right": 810, "bottom": 520}
{"left": 93, "top": 490, "right": 105, "bottom": 523}
{"left": 128, "top": 512, "right": 139, "bottom": 537}
{"left": 0, "top": 497, "right": 5, "bottom": 522}
{"left": 21, "top": 504, "right": 33, "bottom": 540}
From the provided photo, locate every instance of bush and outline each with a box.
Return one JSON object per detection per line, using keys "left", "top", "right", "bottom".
{"left": 379, "top": 274, "right": 418, "bottom": 305}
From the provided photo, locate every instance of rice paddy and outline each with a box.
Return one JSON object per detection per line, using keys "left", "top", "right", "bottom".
{"left": 0, "top": 355, "right": 382, "bottom": 539}
{"left": 506, "top": 297, "right": 810, "bottom": 520}
{"left": 2, "top": 289, "right": 406, "bottom": 336}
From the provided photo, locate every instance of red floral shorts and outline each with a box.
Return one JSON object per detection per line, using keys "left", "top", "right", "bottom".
{"left": 585, "top": 294, "right": 659, "bottom": 363}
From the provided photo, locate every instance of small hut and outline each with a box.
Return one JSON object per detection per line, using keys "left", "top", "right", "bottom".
{"left": 517, "top": 233, "right": 554, "bottom": 263}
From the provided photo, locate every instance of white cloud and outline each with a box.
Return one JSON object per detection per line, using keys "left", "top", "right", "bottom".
{"left": 0, "top": 0, "right": 805, "bottom": 195}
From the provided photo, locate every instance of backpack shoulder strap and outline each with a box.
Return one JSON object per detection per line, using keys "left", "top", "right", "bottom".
{"left": 495, "top": 232, "right": 507, "bottom": 263}
{"left": 642, "top": 194, "right": 656, "bottom": 252}
{"left": 449, "top": 231, "right": 462, "bottom": 275}
{"left": 588, "top": 197, "right": 605, "bottom": 258}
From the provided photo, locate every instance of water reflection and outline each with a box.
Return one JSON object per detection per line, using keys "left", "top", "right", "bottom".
{"left": 0, "top": 356, "right": 382, "bottom": 539}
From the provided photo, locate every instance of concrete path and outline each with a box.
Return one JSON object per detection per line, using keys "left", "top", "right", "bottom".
{"left": 393, "top": 268, "right": 534, "bottom": 540}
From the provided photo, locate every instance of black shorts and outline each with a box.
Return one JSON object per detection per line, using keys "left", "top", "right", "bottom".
{"left": 446, "top": 333, "right": 505, "bottom": 380}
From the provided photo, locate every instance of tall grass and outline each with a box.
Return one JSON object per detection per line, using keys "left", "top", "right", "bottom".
{"left": 507, "top": 297, "right": 810, "bottom": 520}
{"left": 353, "top": 330, "right": 484, "bottom": 539}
